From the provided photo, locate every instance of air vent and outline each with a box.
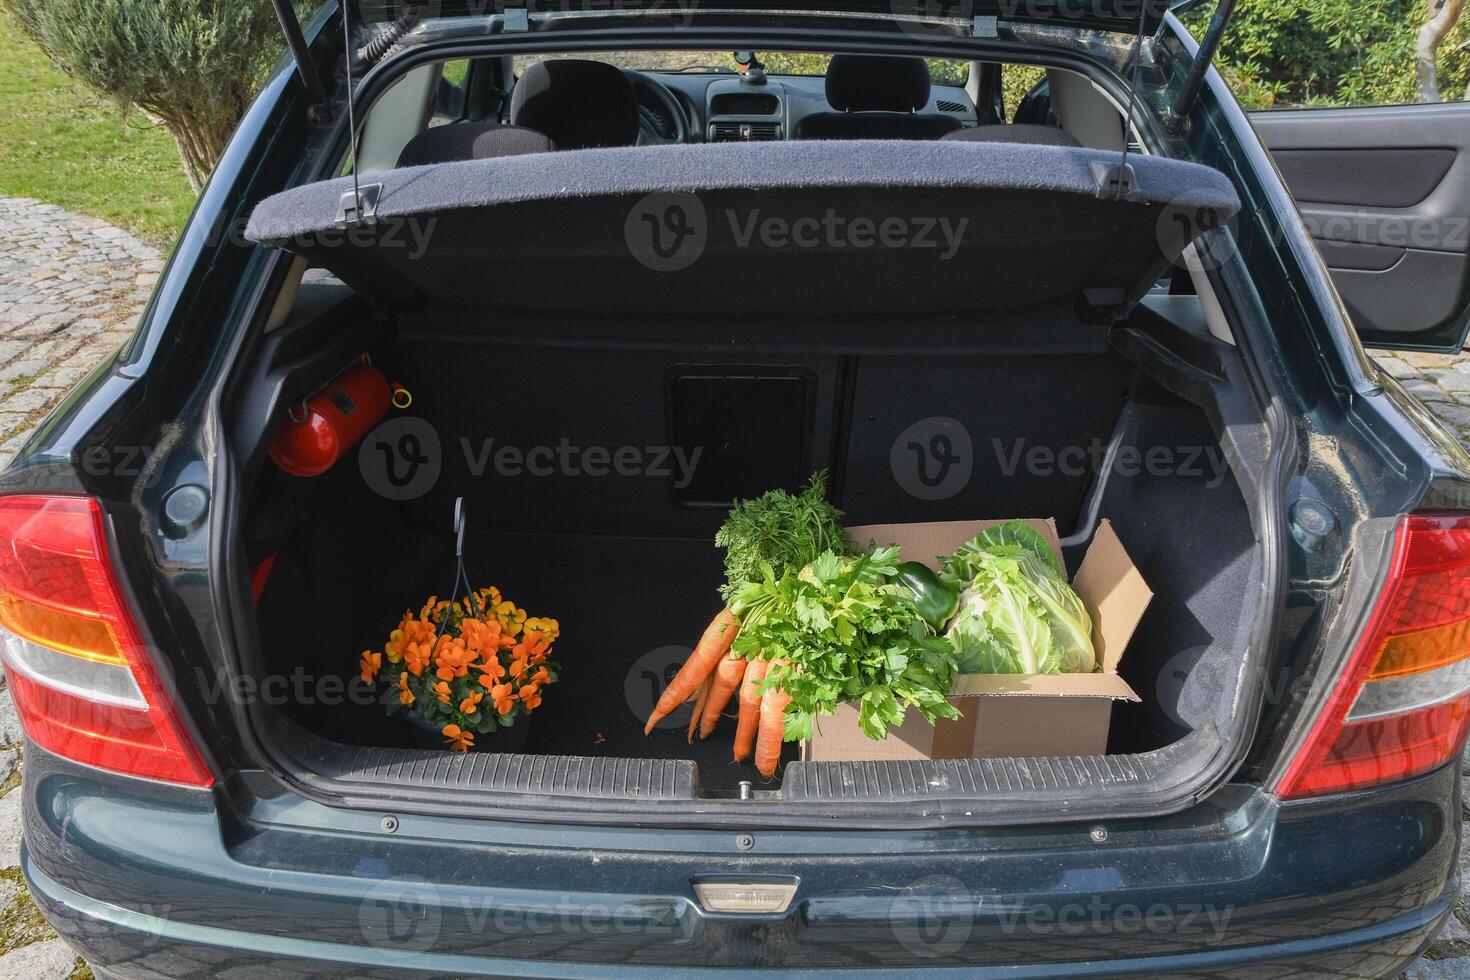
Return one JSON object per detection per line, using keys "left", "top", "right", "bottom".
{"left": 710, "top": 122, "right": 782, "bottom": 142}
{"left": 936, "top": 99, "right": 969, "bottom": 114}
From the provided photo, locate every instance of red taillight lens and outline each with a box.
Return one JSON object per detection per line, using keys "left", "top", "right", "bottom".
{"left": 1277, "top": 514, "right": 1470, "bottom": 800}
{"left": 0, "top": 496, "right": 212, "bottom": 787}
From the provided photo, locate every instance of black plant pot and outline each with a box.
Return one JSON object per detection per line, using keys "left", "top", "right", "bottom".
{"left": 403, "top": 712, "right": 531, "bottom": 753}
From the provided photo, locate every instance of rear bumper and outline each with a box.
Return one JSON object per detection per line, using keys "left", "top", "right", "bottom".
{"left": 21, "top": 746, "right": 1461, "bottom": 979}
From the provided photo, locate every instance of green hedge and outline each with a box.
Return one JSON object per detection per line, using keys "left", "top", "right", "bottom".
{"left": 1185, "top": 0, "right": 1470, "bottom": 108}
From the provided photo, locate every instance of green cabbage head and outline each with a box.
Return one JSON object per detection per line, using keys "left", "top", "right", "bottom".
{"left": 940, "top": 521, "right": 1096, "bottom": 674}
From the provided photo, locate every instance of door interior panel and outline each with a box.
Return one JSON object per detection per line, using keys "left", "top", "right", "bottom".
{"left": 1252, "top": 101, "right": 1470, "bottom": 351}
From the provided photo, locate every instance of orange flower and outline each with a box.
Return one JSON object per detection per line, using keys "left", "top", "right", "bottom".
{"left": 508, "top": 658, "right": 529, "bottom": 681}
{"left": 515, "top": 631, "right": 552, "bottom": 666}
{"left": 530, "top": 666, "right": 551, "bottom": 687}
{"left": 478, "top": 658, "right": 506, "bottom": 686}
{"left": 435, "top": 640, "right": 477, "bottom": 682}
{"left": 490, "top": 683, "right": 516, "bottom": 716}
{"left": 459, "top": 690, "right": 483, "bottom": 715}
{"left": 442, "top": 724, "right": 474, "bottom": 752}
{"left": 358, "top": 651, "right": 381, "bottom": 685}
{"left": 433, "top": 680, "right": 453, "bottom": 704}
{"left": 519, "top": 684, "right": 542, "bottom": 710}
{"left": 397, "top": 672, "right": 415, "bottom": 706}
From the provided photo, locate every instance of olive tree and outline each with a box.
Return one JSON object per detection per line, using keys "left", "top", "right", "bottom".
{"left": 1, "top": 0, "right": 291, "bottom": 191}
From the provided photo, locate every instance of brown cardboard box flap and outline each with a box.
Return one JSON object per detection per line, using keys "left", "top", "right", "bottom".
{"left": 1072, "top": 519, "right": 1153, "bottom": 674}
{"left": 950, "top": 671, "right": 1141, "bottom": 701}
{"left": 807, "top": 517, "right": 1151, "bottom": 762}
{"left": 847, "top": 518, "right": 1061, "bottom": 572}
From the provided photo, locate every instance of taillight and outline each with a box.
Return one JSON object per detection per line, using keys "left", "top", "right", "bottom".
{"left": 1277, "top": 514, "right": 1470, "bottom": 800}
{"left": 0, "top": 495, "right": 212, "bottom": 787}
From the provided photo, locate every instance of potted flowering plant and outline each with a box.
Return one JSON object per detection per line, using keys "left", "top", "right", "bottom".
{"left": 358, "top": 586, "right": 559, "bottom": 752}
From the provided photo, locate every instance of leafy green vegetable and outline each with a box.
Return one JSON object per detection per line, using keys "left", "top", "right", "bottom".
{"left": 942, "top": 520, "right": 1064, "bottom": 582}
{"left": 715, "top": 471, "right": 853, "bottom": 605}
{"left": 730, "top": 546, "right": 960, "bottom": 742}
{"left": 940, "top": 521, "right": 1096, "bottom": 675}
{"left": 894, "top": 561, "right": 960, "bottom": 631}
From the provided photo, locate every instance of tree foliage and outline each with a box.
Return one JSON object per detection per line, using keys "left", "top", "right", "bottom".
{"left": 1185, "top": 0, "right": 1470, "bottom": 107}
{"left": 0, "top": 0, "right": 290, "bottom": 191}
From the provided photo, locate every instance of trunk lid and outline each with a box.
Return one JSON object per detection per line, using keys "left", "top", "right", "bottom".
{"left": 351, "top": 0, "right": 1176, "bottom": 36}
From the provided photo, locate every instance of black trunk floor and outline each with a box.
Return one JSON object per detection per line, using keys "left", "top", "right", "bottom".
{"left": 261, "top": 526, "right": 797, "bottom": 793}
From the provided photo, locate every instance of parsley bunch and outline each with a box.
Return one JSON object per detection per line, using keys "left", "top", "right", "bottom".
{"left": 730, "top": 546, "right": 961, "bottom": 742}
{"left": 715, "top": 471, "right": 852, "bottom": 605}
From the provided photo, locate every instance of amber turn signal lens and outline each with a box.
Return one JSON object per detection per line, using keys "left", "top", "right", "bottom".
{"left": 0, "top": 593, "right": 127, "bottom": 666}
{"left": 1369, "top": 618, "right": 1470, "bottom": 680}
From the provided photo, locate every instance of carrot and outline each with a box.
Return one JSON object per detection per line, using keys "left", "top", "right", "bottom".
{"left": 645, "top": 609, "right": 740, "bottom": 734}
{"left": 755, "top": 659, "right": 791, "bottom": 779}
{"left": 687, "top": 674, "right": 712, "bottom": 743}
{"left": 699, "top": 652, "right": 747, "bottom": 739}
{"left": 732, "top": 658, "right": 768, "bottom": 762}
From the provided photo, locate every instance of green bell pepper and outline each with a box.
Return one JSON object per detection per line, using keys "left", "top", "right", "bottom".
{"left": 895, "top": 561, "right": 960, "bottom": 631}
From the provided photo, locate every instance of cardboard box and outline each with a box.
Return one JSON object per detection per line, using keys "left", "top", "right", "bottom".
{"left": 803, "top": 518, "right": 1151, "bottom": 762}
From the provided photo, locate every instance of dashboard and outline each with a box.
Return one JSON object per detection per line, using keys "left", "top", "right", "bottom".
{"left": 630, "top": 70, "right": 979, "bottom": 143}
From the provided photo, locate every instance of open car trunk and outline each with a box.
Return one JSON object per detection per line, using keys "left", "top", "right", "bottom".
{"left": 222, "top": 140, "right": 1276, "bottom": 823}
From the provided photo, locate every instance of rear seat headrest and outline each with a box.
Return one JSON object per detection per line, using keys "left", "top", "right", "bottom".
{"left": 945, "top": 123, "right": 1082, "bottom": 148}
{"left": 397, "top": 124, "right": 555, "bottom": 168}
{"left": 825, "top": 54, "right": 931, "bottom": 113}
{"left": 510, "top": 60, "right": 640, "bottom": 150}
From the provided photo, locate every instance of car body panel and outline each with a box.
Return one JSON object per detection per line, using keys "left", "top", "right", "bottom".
{"left": 19, "top": 746, "right": 1459, "bottom": 977}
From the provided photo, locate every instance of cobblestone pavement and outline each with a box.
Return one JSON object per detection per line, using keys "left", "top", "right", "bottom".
{"left": 1, "top": 196, "right": 1470, "bottom": 976}
{"left": 0, "top": 196, "right": 160, "bottom": 472}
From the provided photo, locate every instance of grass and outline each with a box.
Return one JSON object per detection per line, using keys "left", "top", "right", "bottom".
{"left": 0, "top": 868, "right": 52, "bottom": 951}
{"left": 0, "top": 22, "right": 194, "bottom": 246}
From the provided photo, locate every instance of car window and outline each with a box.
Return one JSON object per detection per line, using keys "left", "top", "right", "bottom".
{"left": 436, "top": 59, "right": 470, "bottom": 120}
{"left": 511, "top": 51, "right": 969, "bottom": 86}
{"left": 1183, "top": 0, "right": 1470, "bottom": 108}
{"left": 1003, "top": 64, "right": 1046, "bottom": 121}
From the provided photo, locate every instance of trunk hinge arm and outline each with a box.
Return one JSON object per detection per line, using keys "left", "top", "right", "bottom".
{"left": 271, "top": 0, "right": 332, "bottom": 122}
{"left": 1167, "top": 0, "right": 1238, "bottom": 133}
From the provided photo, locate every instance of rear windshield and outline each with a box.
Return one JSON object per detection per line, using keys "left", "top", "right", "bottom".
{"left": 512, "top": 51, "right": 970, "bottom": 85}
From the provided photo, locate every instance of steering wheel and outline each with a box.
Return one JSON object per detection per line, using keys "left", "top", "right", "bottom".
{"left": 623, "top": 70, "right": 689, "bottom": 144}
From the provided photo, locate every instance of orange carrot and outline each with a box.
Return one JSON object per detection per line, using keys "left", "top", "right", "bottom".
{"left": 732, "top": 658, "right": 768, "bottom": 762}
{"left": 687, "top": 674, "right": 712, "bottom": 743}
{"left": 699, "top": 652, "right": 747, "bottom": 739}
{"left": 755, "top": 659, "right": 791, "bottom": 779}
{"left": 644, "top": 609, "right": 740, "bottom": 734}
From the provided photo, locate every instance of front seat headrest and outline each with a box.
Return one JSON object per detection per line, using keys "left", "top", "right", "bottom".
{"left": 396, "top": 124, "right": 556, "bottom": 167}
{"left": 825, "top": 55, "right": 932, "bottom": 113}
{"left": 510, "top": 60, "right": 641, "bottom": 150}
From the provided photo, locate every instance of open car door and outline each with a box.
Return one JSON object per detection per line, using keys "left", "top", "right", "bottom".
{"left": 1253, "top": 102, "right": 1470, "bottom": 352}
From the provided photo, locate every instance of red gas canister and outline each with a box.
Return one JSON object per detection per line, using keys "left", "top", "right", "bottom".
{"left": 269, "top": 363, "right": 392, "bottom": 477}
